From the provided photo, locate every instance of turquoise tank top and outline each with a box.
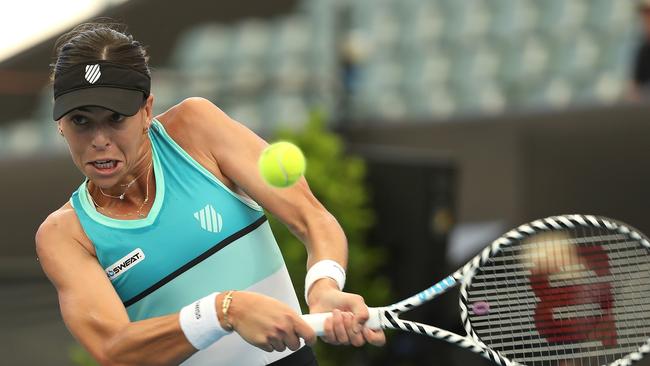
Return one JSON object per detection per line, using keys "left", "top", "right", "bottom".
{"left": 70, "top": 119, "right": 303, "bottom": 365}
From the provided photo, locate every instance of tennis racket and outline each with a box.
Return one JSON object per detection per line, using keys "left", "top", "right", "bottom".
{"left": 302, "top": 214, "right": 650, "bottom": 366}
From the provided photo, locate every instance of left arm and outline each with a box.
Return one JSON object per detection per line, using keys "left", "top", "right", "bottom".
{"left": 174, "top": 98, "right": 384, "bottom": 346}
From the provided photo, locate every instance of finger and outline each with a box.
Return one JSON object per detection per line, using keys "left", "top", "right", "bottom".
{"left": 323, "top": 309, "right": 344, "bottom": 344}
{"left": 349, "top": 295, "right": 369, "bottom": 323}
{"left": 351, "top": 312, "right": 364, "bottom": 334}
{"left": 332, "top": 310, "right": 350, "bottom": 344}
{"left": 344, "top": 311, "right": 365, "bottom": 347}
{"left": 259, "top": 343, "right": 274, "bottom": 353}
{"left": 269, "top": 337, "right": 287, "bottom": 353}
{"left": 283, "top": 328, "right": 302, "bottom": 351}
{"left": 362, "top": 327, "right": 386, "bottom": 346}
{"left": 294, "top": 316, "right": 317, "bottom": 346}
{"left": 322, "top": 312, "right": 338, "bottom": 344}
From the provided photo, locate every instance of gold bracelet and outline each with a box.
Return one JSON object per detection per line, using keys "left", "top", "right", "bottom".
{"left": 221, "top": 290, "right": 235, "bottom": 332}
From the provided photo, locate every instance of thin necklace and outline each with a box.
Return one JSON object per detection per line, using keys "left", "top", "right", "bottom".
{"left": 88, "top": 163, "right": 153, "bottom": 218}
{"left": 99, "top": 160, "right": 153, "bottom": 200}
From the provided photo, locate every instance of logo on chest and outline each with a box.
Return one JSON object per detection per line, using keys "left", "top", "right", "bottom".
{"left": 105, "top": 248, "right": 145, "bottom": 281}
{"left": 194, "top": 204, "right": 223, "bottom": 233}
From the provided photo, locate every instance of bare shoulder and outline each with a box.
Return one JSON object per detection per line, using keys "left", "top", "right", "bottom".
{"left": 36, "top": 203, "right": 76, "bottom": 248}
{"left": 156, "top": 97, "right": 231, "bottom": 143}
{"left": 154, "top": 98, "right": 261, "bottom": 191}
{"left": 36, "top": 203, "right": 95, "bottom": 271}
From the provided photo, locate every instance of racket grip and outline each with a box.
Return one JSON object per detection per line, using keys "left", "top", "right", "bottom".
{"left": 302, "top": 307, "right": 382, "bottom": 336}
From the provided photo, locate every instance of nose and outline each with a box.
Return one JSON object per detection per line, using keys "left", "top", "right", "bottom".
{"left": 91, "top": 127, "right": 112, "bottom": 149}
{"left": 92, "top": 140, "right": 110, "bottom": 149}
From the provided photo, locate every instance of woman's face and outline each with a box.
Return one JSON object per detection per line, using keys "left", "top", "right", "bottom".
{"left": 58, "top": 95, "right": 154, "bottom": 189}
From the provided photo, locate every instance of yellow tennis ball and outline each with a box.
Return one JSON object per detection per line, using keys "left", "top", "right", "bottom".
{"left": 258, "top": 141, "right": 306, "bottom": 188}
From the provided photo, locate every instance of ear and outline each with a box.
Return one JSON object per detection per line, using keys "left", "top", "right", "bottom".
{"left": 57, "top": 121, "right": 63, "bottom": 135}
{"left": 143, "top": 94, "right": 155, "bottom": 129}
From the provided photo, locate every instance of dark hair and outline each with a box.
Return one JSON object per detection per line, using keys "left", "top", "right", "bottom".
{"left": 51, "top": 19, "right": 150, "bottom": 81}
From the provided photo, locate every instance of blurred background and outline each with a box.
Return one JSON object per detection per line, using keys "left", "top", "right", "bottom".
{"left": 2, "top": 0, "right": 650, "bottom": 365}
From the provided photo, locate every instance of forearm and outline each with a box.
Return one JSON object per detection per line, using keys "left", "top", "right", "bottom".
{"left": 293, "top": 208, "right": 351, "bottom": 306}
{"left": 102, "top": 313, "right": 196, "bottom": 366}
{"left": 299, "top": 210, "right": 348, "bottom": 268}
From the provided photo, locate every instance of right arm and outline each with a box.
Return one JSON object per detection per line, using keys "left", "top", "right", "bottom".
{"left": 36, "top": 209, "right": 315, "bottom": 366}
{"left": 36, "top": 209, "right": 195, "bottom": 366}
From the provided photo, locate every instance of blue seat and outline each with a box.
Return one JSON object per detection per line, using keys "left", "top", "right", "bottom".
{"left": 170, "top": 24, "right": 232, "bottom": 72}
{"left": 150, "top": 69, "right": 182, "bottom": 114}
{"left": 227, "top": 100, "right": 264, "bottom": 132}
{"left": 230, "top": 20, "right": 271, "bottom": 63}
{"left": 487, "top": 0, "right": 538, "bottom": 41}
{"left": 497, "top": 35, "right": 550, "bottom": 89}
{"left": 437, "top": 0, "right": 491, "bottom": 43}
{"left": 261, "top": 93, "right": 310, "bottom": 130}
{"left": 169, "top": 24, "right": 233, "bottom": 101}
{"left": 402, "top": 46, "right": 452, "bottom": 95}
{"left": 405, "top": 82, "right": 457, "bottom": 119}
{"left": 397, "top": 0, "right": 445, "bottom": 53}
{"left": 545, "top": 32, "right": 599, "bottom": 87}
{"left": 585, "top": 0, "right": 636, "bottom": 33}
{"left": 349, "top": 0, "right": 401, "bottom": 56}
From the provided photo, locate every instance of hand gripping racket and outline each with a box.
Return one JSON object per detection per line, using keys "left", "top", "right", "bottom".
{"left": 302, "top": 215, "right": 650, "bottom": 366}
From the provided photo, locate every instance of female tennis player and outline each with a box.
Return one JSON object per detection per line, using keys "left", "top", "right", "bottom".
{"left": 35, "top": 21, "right": 385, "bottom": 366}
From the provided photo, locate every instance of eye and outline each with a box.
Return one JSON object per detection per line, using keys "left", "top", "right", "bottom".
{"left": 70, "top": 114, "right": 89, "bottom": 126}
{"left": 110, "top": 113, "right": 125, "bottom": 123}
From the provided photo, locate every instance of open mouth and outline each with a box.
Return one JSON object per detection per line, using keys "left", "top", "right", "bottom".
{"left": 89, "top": 160, "right": 121, "bottom": 174}
{"left": 92, "top": 160, "right": 117, "bottom": 169}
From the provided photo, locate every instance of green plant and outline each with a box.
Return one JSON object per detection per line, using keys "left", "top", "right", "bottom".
{"left": 69, "top": 344, "right": 99, "bottom": 366}
{"left": 269, "top": 110, "right": 391, "bottom": 366}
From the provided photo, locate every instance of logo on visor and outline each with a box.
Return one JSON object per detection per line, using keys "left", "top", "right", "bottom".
{"left": 85, "top": 64, "right": 101, "bottom": 84}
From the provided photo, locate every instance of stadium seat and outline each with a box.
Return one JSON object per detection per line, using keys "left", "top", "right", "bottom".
{"left": 405, "top": 83, "right": 457, "bottom": 119}
{"left": 227, "top": 100, "right": 264, "bottom": 132}
{"left": 261, "top": 93, "right": 310, "bottom": 130}
{"left": 397, "top": 0, "right": 445, "bottom": 52}
{"left": 155, "top": 0, "right": 640, "bottom": 124}
{"left": 487, "top": 0, "right": 538, "bottom": 40}
{"left": 169, "top": 24, "right": 233, "bottom": 101}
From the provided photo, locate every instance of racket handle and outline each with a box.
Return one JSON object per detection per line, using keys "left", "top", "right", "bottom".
{"left": 302, "top": 307, "right": 382, "bottom": 336}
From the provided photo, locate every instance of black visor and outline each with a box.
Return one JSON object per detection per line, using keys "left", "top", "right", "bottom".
{"left": 53, "top": 61, "right": 151, "bottom": 120}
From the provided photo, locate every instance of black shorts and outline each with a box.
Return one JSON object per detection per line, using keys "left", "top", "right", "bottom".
{"left": 268, "top": 346, "right": 318, "bottom": 366}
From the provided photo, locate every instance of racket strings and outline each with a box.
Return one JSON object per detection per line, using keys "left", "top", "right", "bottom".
{"left": 465, "top": 227, "right": 650, "bottom": 366}
{"left": 609, "top": 226, "right": 650, "bottom": 366}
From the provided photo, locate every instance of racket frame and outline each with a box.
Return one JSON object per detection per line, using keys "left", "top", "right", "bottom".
{"left": 306, "top": 215, "right": 650, "bottom": 366}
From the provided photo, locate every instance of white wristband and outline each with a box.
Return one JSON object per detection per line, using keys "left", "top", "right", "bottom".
{"left": 304, "top": 259, "right": 346, "bottom": 304}
{"left": 179, "top": 292, "right": 230, "bottom": 350}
